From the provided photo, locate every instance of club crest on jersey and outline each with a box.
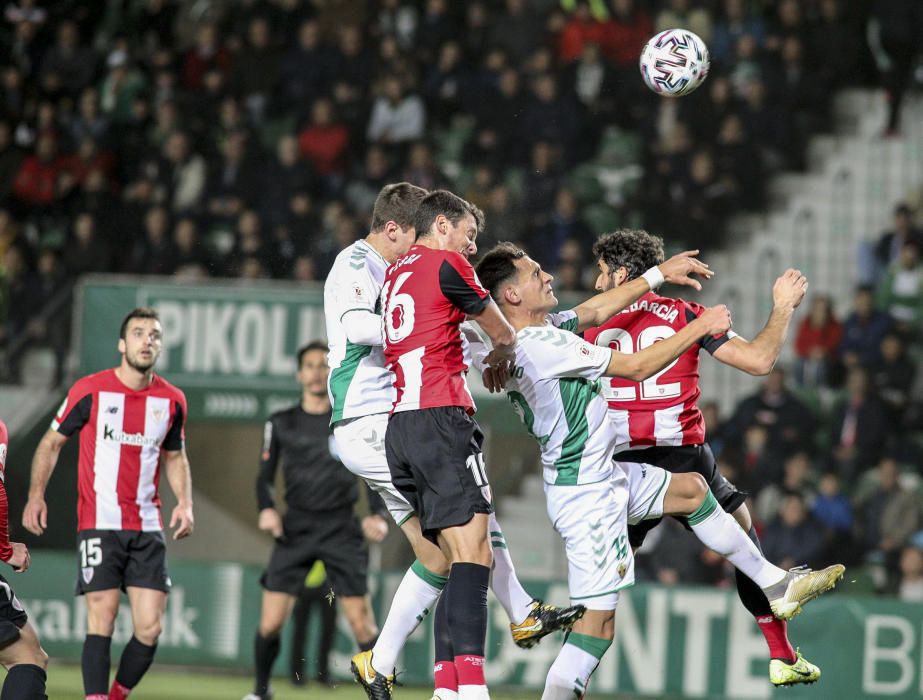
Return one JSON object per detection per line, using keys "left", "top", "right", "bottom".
{"left": 151, "top": 407, "right": 168, "bottom": 422}
{"left": 82, "top": 567, "right": 94, "bottom": 584}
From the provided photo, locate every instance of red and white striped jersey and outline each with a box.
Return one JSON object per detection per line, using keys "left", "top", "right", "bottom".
{"left": 583, "top": 291, "right": 733, "bottom": 451}
{"left": 381, "top": 245, "right": 491, "bottom": 414}
{"left": 52, "top": 369, "right": 187, "bottom": 532}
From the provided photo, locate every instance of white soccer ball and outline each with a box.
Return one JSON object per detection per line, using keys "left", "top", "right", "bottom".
{"left": 639, "top": 29, "right": 710, "bottom": 97}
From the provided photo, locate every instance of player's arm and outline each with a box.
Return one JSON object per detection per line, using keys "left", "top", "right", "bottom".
{"left": 163, "top": 448, "right": 194, "bottom": 540}
{"left": 571, "top": 251, "right": 713, "bottom": 332}
{"left": 22, "top": 428, "right": 69, "bottom": 536}
{"left": 711, "top": 269, "right": 807, "bottom": 376}
{"left": 340, "top": 265, "right": 383, "bottom": 346}
{"left": 605, "top": 305, "right": 732, "bottom": 380}
{"left": 256, "top": 417, "right": 283, "bottom": 538}
{"left": 341, "top": 309, "right": 383, "bottom": 346}
{"left": 163, "top": 396, "right": 193, "bottom": 540}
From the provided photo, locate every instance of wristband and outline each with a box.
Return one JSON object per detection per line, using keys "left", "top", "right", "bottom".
{"left": 641, "top": 266, "right": 665, "bottom": 290}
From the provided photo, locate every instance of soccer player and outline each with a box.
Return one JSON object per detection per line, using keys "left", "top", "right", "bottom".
{"left": 473, "top": 243, "right": 845, "bottom": 700}
{"left": 326, "top": 185, "right": 582, "bottom": 700}
{"left": 380, "top": 189, "right": 524, "bottom": 700}
{"left": 0, "top": 420, "right": 48, "bottom": 700}
{"left": 584, "top": 228, "right": 824, "bottom": 686}
{"left": 22, "top": 307, "right": 194, "bottom": 700}
{"left": 243, "top": 341, "right": 389, "bottom": 700}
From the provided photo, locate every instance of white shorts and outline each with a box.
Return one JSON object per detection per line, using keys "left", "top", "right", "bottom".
{"left": 618, "top": 461, "right": 673, "bottom": 526}
{"left": 544, "top": 472, "right": 634, "bottom": 611}
{"left": 333, "top": 413, "right": 415, "bottom": 526}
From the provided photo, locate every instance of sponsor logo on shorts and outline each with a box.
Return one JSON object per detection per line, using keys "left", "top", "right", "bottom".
{"left": 82, "top": 567, "right": 94, "bottom": 584}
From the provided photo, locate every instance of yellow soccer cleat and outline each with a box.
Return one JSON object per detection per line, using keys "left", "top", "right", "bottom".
{"left": 510, "top": 600, "right": 586, "bottom": 649}
{"left": 351, "top": 650, "right": 394, "bottom": 700}
{"left": 763, "top": 564, "right": 846, "bottom": 620}
{"left": 769, "top": 649, "right": 821, "bottom": 686}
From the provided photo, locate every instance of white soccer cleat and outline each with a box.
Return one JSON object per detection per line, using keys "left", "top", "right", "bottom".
{"left": 763, "top": 564, "right": 845, "bottom": 620}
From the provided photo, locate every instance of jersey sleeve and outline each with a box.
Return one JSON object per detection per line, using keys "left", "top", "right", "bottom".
{"left": 461, "top": 321, "right": 489, "bottom": 373}
{"left": 523, "top": 327, "right": 611, "bottom": 381}
{"left": 256, "top": 416, "right": 280, "bottom": 511}
{"left": 337, "top": 261, "right": 379, "bottom": 315}
{"left": 162, "top": 392, "right": 187, "bottom": 451}
{"left": 547, "top": 309, "right": 579, "bottom": 332}
{"left": 51, "top": 381, "right": 93, "bottom": 437}
{"left": 439, "top": 254, "right": 490, "bottom": 315}
{"left": 684, "top": 302, "right": 737, "bottom": 355}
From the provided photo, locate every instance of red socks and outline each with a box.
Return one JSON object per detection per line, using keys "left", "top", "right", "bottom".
{"left": 455, "top": 654, "right": 486, "bottom": 687}
{"left": 756, "top": 615, "right": 796, "bottom": 663}
{"left": 434, "top": 659, "right": 458, "bottom": 694}
{"left": 108, "top": 681, "right": 131, "bottom": 700}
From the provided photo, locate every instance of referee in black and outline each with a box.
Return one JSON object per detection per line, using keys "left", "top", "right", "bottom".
{"left": 243, "top": 341, "right": 389, "bottom": 700}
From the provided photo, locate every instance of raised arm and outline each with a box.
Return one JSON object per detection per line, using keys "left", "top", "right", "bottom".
{"left": 342, "top": 309, "right": 383, "bottom": 346}
{"left": 22, "top": 429, "right": 68, "bottom": 536}
{"left": 572, "top": 251, "right": 713, "bottom": 332}
{"left": 605, "top": 305, "right": 732, "bottom": 380}
{"left": 164, "top": 448, "right": 194, "bottom": 540}
{"left": 712, "top": 269, "right": 807, "bottom": 376}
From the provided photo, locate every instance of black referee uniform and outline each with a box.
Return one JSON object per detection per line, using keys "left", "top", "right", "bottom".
{"left": 258, "top": 404, "right": 387, "bottom": 598}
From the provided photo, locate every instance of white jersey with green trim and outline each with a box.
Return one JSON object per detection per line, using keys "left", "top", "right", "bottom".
{"left": 324, "top": 240, "right": 393, "bottom": 424}
{"left": 504, "top": 313, "right": 617, "bottom": 486}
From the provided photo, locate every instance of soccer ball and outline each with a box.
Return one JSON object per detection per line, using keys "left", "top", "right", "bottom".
{"left": 639, "top": 29, "right": 710, "bottom": 97}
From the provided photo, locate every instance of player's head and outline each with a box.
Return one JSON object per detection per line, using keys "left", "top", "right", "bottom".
{"left": 476, "top": 242, "right": 556, "bottom": 315}
{"left": 118, "top": 307, "right": 162, "bottom": 373}
{"left": 296, "top": 340, "right": 329, "bottom": 397}
{"left": 369, "top": 182, "right": 428, "bottom": 261}
{"left": 593, "top": 229, "right": 665, "bottom": 291}
{"left": 413, "top": 190, "right": 478, "bottom": 256}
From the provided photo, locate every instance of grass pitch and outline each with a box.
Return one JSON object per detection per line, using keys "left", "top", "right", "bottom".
{"left": 45, "top": 663, "right": 541, "bottom": 699}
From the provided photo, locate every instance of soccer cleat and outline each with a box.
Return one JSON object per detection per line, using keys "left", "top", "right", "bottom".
{"left": 769, "top": 649, "right": 821, "bottom": 686}
{"left": 510, "top": 599, "right": 587, "bottom": 649}
{"left": 241, "top": 690, "right": 273, "bottom": 700}
{"left": 351, "top": 649, "right": 394, "bottom": 700}
{"left": 763, "top": 564, "right": 846, "bottom": 620}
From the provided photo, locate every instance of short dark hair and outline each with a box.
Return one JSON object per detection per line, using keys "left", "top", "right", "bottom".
{"left": 296, "top": 340, "right": 328, "bottom": 367}
{"left": 592, "top": 229, "right": 665, "bottom": 281}
{"left": 475, "top": 242, "right": 527, "bottom": 302}
{"left": 119, "top": 307, "right": 160, "bottom": 339}
{"left": 413, "top": 190, "right": 471, "bottom": 239}
{"left": 370, "top": 182, "right": 428, "bottom": 233}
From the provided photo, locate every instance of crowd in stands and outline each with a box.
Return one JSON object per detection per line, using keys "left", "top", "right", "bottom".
{"left": 0, "top": 0, "right": 920, "bottom": 594}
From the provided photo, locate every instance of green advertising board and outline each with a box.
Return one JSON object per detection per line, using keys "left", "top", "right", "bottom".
{"left": 16, "top": 552, "right": 923, "bottom": 699}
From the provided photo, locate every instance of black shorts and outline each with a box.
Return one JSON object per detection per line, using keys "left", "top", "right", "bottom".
{"left": 619, "top": 443, "right": 747, "bottom": 549}
{"left": 76, "top": 529, "right": 171, "bottom": 595}
{"left": 261, "top": 509, "right": 369, "bottom": 598}
{"left": 0, "top": 573, "right": 28, "bottom": 629}
{"left": 386, "top": 407, "right": 493, "bottom": 544}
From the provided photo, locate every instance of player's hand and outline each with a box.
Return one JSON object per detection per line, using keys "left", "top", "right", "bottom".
{"left": 699, "top": 304, "right": 732, "bottom": 336}
{"left": 7, "top": 543, "right": 30, "bottom": 573}
{"left": 482, "top": 365, "right": 506, "bottom": 393}
{"left": 772, "top": 269, "right": 808, "bottom": 311}
{"left": 170, "top": 502, "right": 194, "bottom": 540}
{"left": 258, "top": 508, "right": 284, "bottom": 539}
{"left": 658, "top": 250, "right": 713, "bottom": 291}
{"left": 484, "top": 347, "right": 514, "bottom": 388}
{"left": 361, "top": 514, "right": 389, "bottom": 543}
{"left": 22, "top": 497, "right": 47, "bottom": 536}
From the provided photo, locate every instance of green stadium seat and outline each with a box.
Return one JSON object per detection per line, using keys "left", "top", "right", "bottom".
{"left": 259, "top": 116, "right": 296, "bottom": 151}
{"left": 583, "top": 203, "right": 620, "bottom": 233}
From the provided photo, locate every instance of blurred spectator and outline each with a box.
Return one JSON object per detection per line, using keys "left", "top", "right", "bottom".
{"left": 70, "top": 88, "right": 110, "bottom": 147}
{"left": 172, "top": 218, "right": 210, "bottom": 277}
{"left": 811, "top": 0, "right": 862, "bottom": 91}
{"left": 898, "top": 546, "right": 923, "bottom": 602}
{"left": 558, "top": 1, "right": 608, "bottom": 64}
{"left": 530, "top": 188, "right": 591, "bottom": 268}
{"left": 761, "top": 492, "right": 826, "bottom": 570}
{"left": 367, "top": 75, "right": 426, "bottom": 146}
{"left": 870, "top": 332, "right": 917, "bottom": 423}
{"left": 298, "top": 97, "right": 349, "bottom": 186}
{"left": 711, "top": 0, "right": 765, "bottom": 64}
{"left": 158, "top": 131, "right": 206, "bottom": 212}
{"left": 99, "top": 49, "right": 148, "bottom": 125}
{"left": 828, "top": 367, "right": 890, "bottom": 484}
{"left": 0, "top": 243, "right": 41, "bottom": 379}
{"left": 655, "top": 0, "right": 712, "bottom": 43}
{"left": 344, "top": 145, "right": 391, "bottom": 220}
{"left": 488, "top": 0, "right": 544, "bottom": 65}
{"left": 204, "top": 131, "right": 256, "bottom": 226}
{"left": 231, "top": 16, "right": 278, "bottom": 124}
{"left": 725, "top": 424, "right": 784, "bottom": 495}
{"left": 67, "top": 212, "right": 112, "bottom": 278}
{"left": 868, "top": 0, "right": 923, "bottom": 135}
{"left": 725, "top": 368, "right": 816, "bottom": 458}
{"left": 424, "top": 41, "right": 464, "bottom": 127}
{"left": 840, "top": 286, "right": 893, "bottom": 369}
{"left": 182, "top": 24, "right": 231, "bottom": 90}
{"left": 812, "top": 472, "right": 856, "bottom": 563}
{"left": 865, "top": 203, "right": 923, "bottom": 285}
{"left": 260, "top": 134, "right": 316, "bottom": 230}
{"left": 522, "top": 142, "right": 562, "bottom": 228}
{"left": 604, "top": 0, "right": 653, "bottom": 70}
{"left": 876, "top": 241, "right": 923, "bottom": 334}
{"left": 754, "top": 451, "right": 816, "bottom": 527}
{"left": 399, "top": 142, "right": 449, "bottom": 193}
{"left": 520, "top": 73, "right": 580, "bottom": 159}
{"left": 13, "top": 133, "right": 65, "bottom": 208}
{"left": 857, "top": 456, "right": 922, "bottom": 575}
{"left": 794, "top": 294, "right": 843, "bottom": 387}
{"left": 39, "top": 19, "right": 96, "bottom": 99}
{"left": 279, "top": 19, "right": 330, "bottom": 110}
{"left": 0, "top": 120, "right": 22, "bottom": 200}
{"left": 635, "top": 518, "right": 710, "bottom": 586}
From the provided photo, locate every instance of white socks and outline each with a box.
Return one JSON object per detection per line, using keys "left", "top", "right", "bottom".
{"left": 488, "top": 513, "right": 535, "bottom": 625}
{"left": 542, "top": 632, "right": 609, "bottom": 700}
{"left": 371, "top": 560, "right": 446, "bottom": 675}
{"left": 687, "top": 492, "right": 786, "bottom": 588}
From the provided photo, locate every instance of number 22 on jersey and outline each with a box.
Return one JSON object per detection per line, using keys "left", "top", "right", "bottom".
{"left": 597, "top": 325, "right": 681, "bottom": 401}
